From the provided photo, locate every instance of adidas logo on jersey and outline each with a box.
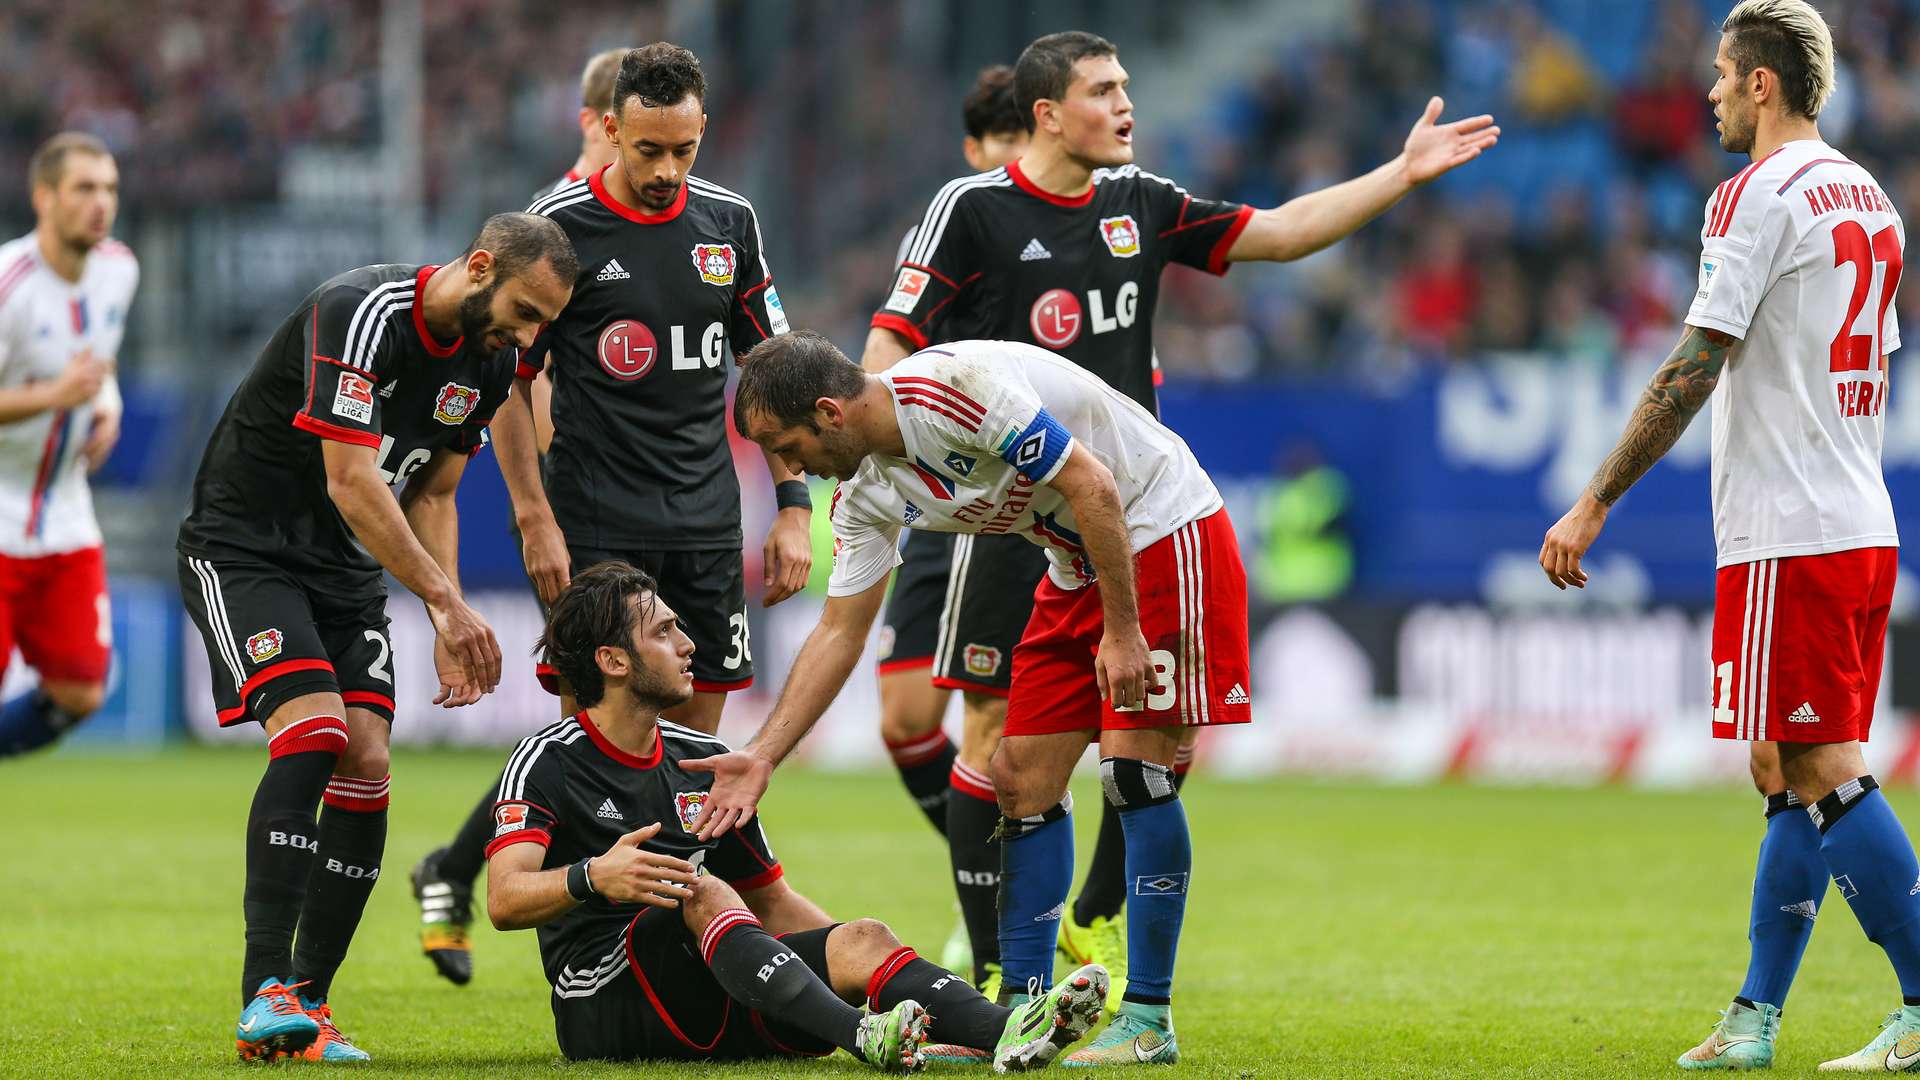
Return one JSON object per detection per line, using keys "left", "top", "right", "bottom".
{"left": 1780, "top": 899, "right": 1818, "bottom": 920}
{"left": 1019, "top": 238, "right": 1051, "bottom": 261}
{"left": 595, "top": 798, "right": 622, "bottom": 821}
{"left": 597, "top": 259, "right": 631, "bottom": 282}
{"left": 1787, "top": 702, "right": 1821, "bottom": 724}
{"left": 1224, "top": 683, "right": 1249, "bottom": 705}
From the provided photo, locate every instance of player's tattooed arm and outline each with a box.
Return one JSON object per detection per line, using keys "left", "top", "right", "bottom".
{"left": 1539, "top": 324, "right": 1736, "bottom": 590}
{"left": 1586, "top": 324, "right": 1736, "bottom": 506}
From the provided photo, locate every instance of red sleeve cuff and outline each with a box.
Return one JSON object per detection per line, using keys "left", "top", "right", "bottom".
{"left": 870, "top": 312, "right": 929, "bottom": 350}
{"left": 1206, "top": 205, "right": 1257, "bottom": 276}
{"left": 484, "top": 829, "right": 551, "bottom": 860}
{"left": 726, "top": 863, "right": 784, "bottom": 891}
{"left": 291, "top": 412, "right": 382, "bottom": 449}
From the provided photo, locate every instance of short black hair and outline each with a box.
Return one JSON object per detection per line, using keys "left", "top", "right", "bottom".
{"left": 466, "top": 211, "right": 579, "bottom": 285}
{"left": 613, "top": 42, "right": 707, "bottom": 114}
{"left": 734, "top": 331, "right": 867, "bottom": 436}
{"left": 536, "top": 561, "right": 660, "bottom": 708}
{"left": 1013, "top": 31, "right": 1117, "bottom": 130}
{"left": 961, "top": 65, "right": 1023, "bottom": 139}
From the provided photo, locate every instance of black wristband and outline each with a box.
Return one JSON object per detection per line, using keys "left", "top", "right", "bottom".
{"left": 565, "top": 857, "right": 597, "bottom": 903}
{"left": 775, "top": 480, "right": 811, "bottom": 512}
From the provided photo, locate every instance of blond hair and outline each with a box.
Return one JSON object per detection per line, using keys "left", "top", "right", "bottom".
{"left": 28, "top": 131, "right": 110, "bottom": 192}
{"left": 580, "top": 48, "right": 626, "bottom": 115}
{"left": 1722, "top": 0, "right": 1836, "bottom": 118}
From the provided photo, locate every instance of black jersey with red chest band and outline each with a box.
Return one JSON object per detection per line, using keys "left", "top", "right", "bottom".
{"left": 525, "top": 167, "right": 790, "bottom": 551}
{"left": 178, "top": 263, "right": 512, "bottom": 573}
{"left": 872, "top": 159, "right": 1251, "bottom": 410}
{"left": 487, "top": 714, "right": 784, "bottom": 985}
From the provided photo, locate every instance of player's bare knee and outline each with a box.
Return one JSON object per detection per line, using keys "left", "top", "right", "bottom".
{"left": 831, "top": 917, "right": 900, "bottom": 965}
{"left": 681, "top": 873, "right": 743, "bottom": 928}
{"left": 1748, "top": 743, "right": 1786, "bottom": 796}
{"left": 334, "top": 739, "right": 389, "bottom": 781}
{"left": 42, "top": 681, "right": 104, "bottom": 718}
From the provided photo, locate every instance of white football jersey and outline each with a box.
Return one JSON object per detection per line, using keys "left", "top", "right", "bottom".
{"left": 0, "top": 233, "right": 138, "bottom": 557}
{"left": 826, "top": 339, "right": 1222, "bottom": 596}
{"left": 1685, "top": 140, "right": 1903, "bottom": 567}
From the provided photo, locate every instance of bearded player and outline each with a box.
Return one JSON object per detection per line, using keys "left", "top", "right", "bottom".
{"left": 1538, "top": 1, "right": 1916, "bottom": 1070}
{"left": 0, "top": 133, "right": 135, "bottom": 757}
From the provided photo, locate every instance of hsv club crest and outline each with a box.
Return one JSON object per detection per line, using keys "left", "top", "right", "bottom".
{"left": 1099, "top": 215, "right": 1141, "bottom": 258}
{"left": 433, "top": 382, "right": 481, "bottom": 426}
{"left": 692, "top": 243, "right": 737, "bottom": 286}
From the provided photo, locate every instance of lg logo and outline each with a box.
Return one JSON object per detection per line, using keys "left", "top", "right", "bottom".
{"left": 1027, "top": 282, "right": 1139, "bottom": 348}
{"left": 598, "top": 319, "right": 725, "bottom": 380}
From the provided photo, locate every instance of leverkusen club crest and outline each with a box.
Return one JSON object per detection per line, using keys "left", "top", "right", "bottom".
{"left": 692, "top": 243, "right": 736, "bottom": 286}
{"left": 246, "top": 628, "right": 284, "bottom": 664}
{"left": 433, "top": 382, "right": 481, "bottom": 426}
{"left": 1098, "top": 214, "right": 1141, "bottom": 257}
{"left": 674, "top": 791, "right": 710, "bottom": 833}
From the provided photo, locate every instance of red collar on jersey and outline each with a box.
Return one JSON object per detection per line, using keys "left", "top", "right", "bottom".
{"left": 576, "top": 711, "right": 665, "bottom": 769}
{"left": 589, "top": 162, "right": 688, "bottom": 224}
{"left": 411, "top": 265, "right": 464, "bottom": 357}
{"left": 1007, "top": 159, "right": 1096, "bottom": 208}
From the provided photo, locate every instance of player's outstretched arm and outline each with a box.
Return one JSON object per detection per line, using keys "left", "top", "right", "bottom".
{"left": 860, "top": 325, "right": 916, "bottom": 373}
{"left": 1047, "top": 444, "right": 1148, "bottom": 710}
{"left": 1539, "top": 323, "right": 1737, "bottom": 589}
{"left": 759, "top": 450, "right": 813, "bottom": 607}
{"left": 494, "top": 376, "right": 569, "bottom": 605}
{"left": 1227, "top": 97, "right": 1499, "bottom": 264}
{"left": 487, "top": 822, "right": 697, "bottom": 930}
{"left": 321, "top": 439, "right": 502, "bottom": 702}
{"left": 684, "top": 577, "right": 891, "bottom": 839}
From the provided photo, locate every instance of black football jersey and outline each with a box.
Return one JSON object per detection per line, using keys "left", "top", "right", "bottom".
{"left": 524, "top": 169, "right": 789, "bottom": 549}
{"left": 178, "top": 263, "right": 513, "bottom": 574}
{"left": 872, "top": 161, "right": 1249, "bottom": 409}
{"left": 488, "top": 714, "right": 784, "bottom": 983}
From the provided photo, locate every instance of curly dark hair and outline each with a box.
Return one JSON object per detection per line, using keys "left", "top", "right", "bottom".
{"left": 535, "top": 561, "right": 659, "bottom": 708}
{"left": 613, "top": 42, "right": 707, "bottom": 114}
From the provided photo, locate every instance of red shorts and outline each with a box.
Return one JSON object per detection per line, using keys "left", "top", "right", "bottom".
{"left": 0, "top": 545, "right": 110, "bottom": 684}
{"left": 1710, "top": 547, "right": 1896, "bottom": 743}
{"left": 1004, "top": 510, "right": 1252, "bottom": 737}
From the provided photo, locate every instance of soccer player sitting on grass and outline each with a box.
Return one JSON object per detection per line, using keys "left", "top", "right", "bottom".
{"left": 485, "top": 560, "right": 1108, "bottom": 1071}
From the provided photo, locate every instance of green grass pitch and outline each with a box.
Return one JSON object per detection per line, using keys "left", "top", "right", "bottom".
{"left": 1, "top": 746, "right": 1914, "bottom": 1077}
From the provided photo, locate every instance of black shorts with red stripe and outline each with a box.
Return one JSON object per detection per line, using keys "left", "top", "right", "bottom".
{"left": 876, "top": 530, "right": 952, "bottom": 675}
{"left": 551, "top": 913, "right": 837, "bottom": 1062}
{"left": 536, "top": 543, "right": 751, "bottom": 695}
{"left": 177, "top": 549, "right": 395, "bottom": 727}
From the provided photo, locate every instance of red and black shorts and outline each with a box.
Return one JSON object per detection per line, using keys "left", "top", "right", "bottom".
{"left": 1711, "top": 547, "right": 1897, "bottom": 744}
{"left": 550, "top": 911, "right": 837, "bottom": 1062}
{"left": 931, "top": 532, "right": 1048, "bottom": 697}
{"left": 535, "top": 544, "right": 751, "bottom": 696}
{"left": 177, "top": 550, "right": 395, "bottom": 727}
{"left": 875, "top": 530, "right": 953, "bottom": 676}
{"left": 1005, "top": 510, "right": 1253, "bottom": 737}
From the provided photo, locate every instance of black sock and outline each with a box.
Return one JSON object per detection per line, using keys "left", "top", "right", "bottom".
{"left": 1074, "top": 767, "right": 1187, "bottom": 925}
{"left": 947, "top": 765, "right": 1002, "bottom": 983}
{"left": 292, "top": 776, "right": 389, "bottom": 1000}
{"left": 702, "top": 909, "right": 863, "bottom": 1053}
{"left": 437, "top": 779, "right": 501, "bottom": 886}
{"left": 887, "top": 732, "right": 957, "bottom": 836}
{"left": 241, "top": 716, "right": 347, "bottom": 1006}
{"left": 868, "top": 949, "right": 1008, "bottom": 1051}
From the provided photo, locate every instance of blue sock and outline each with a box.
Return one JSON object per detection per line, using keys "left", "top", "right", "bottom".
{"left": 0, "top": 690, "right": 77, "bottom": 757}
{"left": 1814, "top": 779, "right": 1920, "bottom": 998}
{"left": 1118, "top": 795, "right": 1191, "bottom": 1005}
{"left": 997, "top": 799, "right": 1074, "bottom": 994}
{"left": 1737, "top": 792, "right": 1825, "bottom": 1007}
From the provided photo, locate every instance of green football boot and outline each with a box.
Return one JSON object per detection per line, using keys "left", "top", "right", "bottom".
{"left": 1057, "top": 911, "right": 1127, "bottom": 1016}
{"left": 991, "top": 965, "right": 1108, "bottom": 1073}
{"left": 856, "top": 998, "right": 930, "bottom": 1072}
{"left": 1818, "top": 1005, "right": 1920, "bottom": 1072}
{"left": 1677, "top": 1000, "right": 1780, "bottom": 1070}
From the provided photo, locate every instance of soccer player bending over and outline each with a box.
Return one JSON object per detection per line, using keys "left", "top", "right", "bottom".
{"left": 695, "top": 333, "right": 1253, "bottom": 1066}
{"left": 1539, "top": 1, "right": 1912, "bottom": 1070}
{"left": 486, "top": 561, "right": 1106, "bottom": 1071}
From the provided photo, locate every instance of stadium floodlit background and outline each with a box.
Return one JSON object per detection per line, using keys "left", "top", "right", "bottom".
{"left": 6, "top": 0, "right": 1916, "bottom": 782}
{"left": 9, "top": 1, "right": 1920, "bottom": 1077}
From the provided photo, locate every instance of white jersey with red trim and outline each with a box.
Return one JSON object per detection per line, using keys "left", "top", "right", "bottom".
{"left": 1686, "top": 140, "right": 1904, "bottom": 567}
{"left": 826, "top": 339, "right": 1222, "bottom": 596}
{"left": 0, "top": 233, "right": 137, "bottom": 557}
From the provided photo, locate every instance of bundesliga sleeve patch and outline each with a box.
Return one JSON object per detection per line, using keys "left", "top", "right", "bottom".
{"left": 1000, "top": 409, "right": 1073, "bottom": 481}
{"left": 493, "top": 803, "right": 530, "bottom": 838}
{"left": 765, "top": 284, "right": 790, "bottom": 335}
{"left": 332, "top": 371, "right": 374, "bottom": 424}
{"left": 1696, "top": 255, "right": 1721, "bottom": 302}
{"left": 884, "top": 267, "right": 930, "bottom": 314}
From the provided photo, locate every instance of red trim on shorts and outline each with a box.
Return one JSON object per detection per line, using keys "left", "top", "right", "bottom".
{"left": 870, "top": 312, "right": 929, "bottom": 350}
{"left": 876, "top": 656, "right": 934, "bottom": 675}
{"left": 342, "top": 690, "right": 395, "bottom": 713}
{"left": 241, "top": 658, "right": 336, "bottom": 704}
{"left": 576, "top": 710, "right": 664, "bottom": 769}
{"left": 483, "top": 828, "right": 550, "bottom": 859}
{"left": 291, "top": 412, "right": 381, "bottom": 449}
{"left": 725, "top": 863, "right": 784, "bottom": 892}
{"left": 865, "top": 946, "right": 919, "bottom": 1011}
{"left": 930, "top": 675, "right": 1009, "bottom": 697}
{"left": 625, "top": 910, "right": 732, "bottom": 1052}
{"left": 693, "top": 676, "right": 753, "bottom": 694}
